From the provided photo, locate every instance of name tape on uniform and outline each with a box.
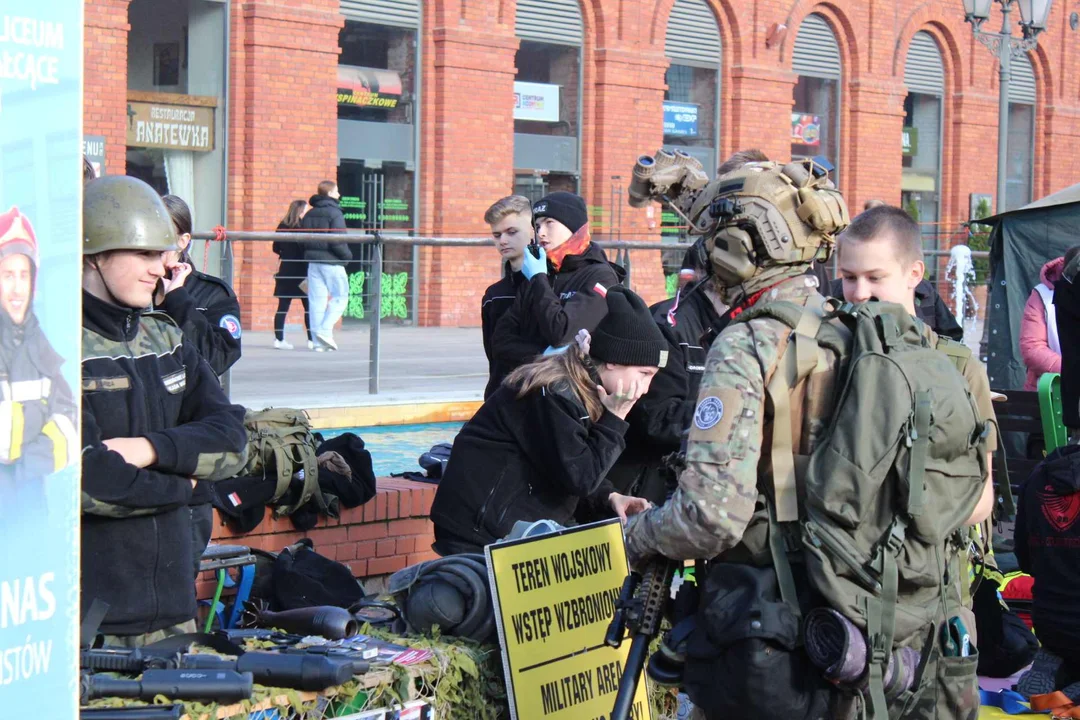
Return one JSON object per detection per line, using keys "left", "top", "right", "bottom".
{"left": 486, "top": 519, "right": 651, "bottom": 720}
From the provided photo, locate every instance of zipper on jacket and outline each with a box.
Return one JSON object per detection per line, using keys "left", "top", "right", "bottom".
{"left": 149, "top": 514, "right": 161, "bottom": 633}
{"left": 474, "top": 470, "right": 508, "bottom": 532}
{"left": 804, "top": 520, "right": 882, "bottom": 593}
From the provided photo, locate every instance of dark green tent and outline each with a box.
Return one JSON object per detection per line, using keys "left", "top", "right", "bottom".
{"left": 984, "top": 183, "right": 1080, "bottom": 391}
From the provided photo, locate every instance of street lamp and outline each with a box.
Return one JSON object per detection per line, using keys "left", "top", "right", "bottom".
{"left": 961, "top": 0, "right": 1053, "bottom": 213}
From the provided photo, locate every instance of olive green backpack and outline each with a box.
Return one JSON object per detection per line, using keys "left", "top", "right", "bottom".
{"left": 239, "top": 407, "right": 322, "bottom": 517}
{"left": 736, "top": 300, "right": 990, "bottom": 719}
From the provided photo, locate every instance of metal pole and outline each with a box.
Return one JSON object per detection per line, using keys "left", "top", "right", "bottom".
{"left": 411, "top": 242, "right": 419, "bottom": 327}
{"left": 996, "top": 2, "right": 1013, "bottom": 214}
{"left": 368, "top": 235, "right": 383, "bottom": 395}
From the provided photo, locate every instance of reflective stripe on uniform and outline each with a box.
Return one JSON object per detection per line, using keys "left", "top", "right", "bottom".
{"left": 0, "top": 378, "right": 53, "bottom": 403}
{"left": 9, "top": 401, "right": 24, "bottom": 461}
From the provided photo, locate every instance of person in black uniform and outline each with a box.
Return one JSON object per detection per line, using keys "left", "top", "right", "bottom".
{"left": 81, "top": 176, "right": 247, "bottom": 647}
{"left": 1057, "top": 250, "right": 1080, "bottom": 435}
{"left": 273, "top": 199, "right": 312, "bottom": 350}
{"left": 0, "top": 206, "right": 78, "bottom": 520}
{"left": 490, "top": 192, "right": 623, "bottom": 388}
{"left": 431, "top": 286, "right": 663, "bottom": 556}
{"left": 155, "top": 194, "right": 243, "bottom": 577}
{"left": 155, "top": 195, "right": 242, "bottom": 375}
{"left": 481, "top": 195, "right": 532, "bottom": 399}
{"left": 603, "top": 241, "right": 729, "bottom": 509}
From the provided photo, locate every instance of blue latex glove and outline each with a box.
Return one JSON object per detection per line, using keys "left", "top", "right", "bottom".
{"left": 542, "top": 345, "right": 570, "bottom": 356}
{"left": 522, "top": 245, "right": 548, "bottom": 280}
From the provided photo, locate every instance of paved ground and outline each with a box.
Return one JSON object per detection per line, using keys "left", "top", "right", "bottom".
{"left": 228, "top": 325, "right": 488, "bottom": 409}
{"left": 227, "top": 313, "right": 990, "bottom": 411}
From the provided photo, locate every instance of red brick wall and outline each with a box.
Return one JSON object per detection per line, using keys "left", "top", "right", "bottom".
{"left": 228, "top": 1, "right": 343, "bottom": 332}
{"left": 84, "top": 0, "right": 131, "bottom": 175}
{"left": 85, "top": 0, "right": 1080, "bottom": 327}
{"left": 415, "top": 8, "right": 519, "bottom": 327}
{"left": 197, "top": 478, "right": 440, "bottom": 602}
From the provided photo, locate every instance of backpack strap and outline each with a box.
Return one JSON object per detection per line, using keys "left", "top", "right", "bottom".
{"left": 768, "top": 308, "right": 824, "bottom": 523}
{"left": 862, "top": 391, "right": 931, "bottom": 720}
{"left": 934, "top": 336, "right": 971, "bottom": 374}
{"left": 761, "top": 305, "right": 828, "bottom": 614}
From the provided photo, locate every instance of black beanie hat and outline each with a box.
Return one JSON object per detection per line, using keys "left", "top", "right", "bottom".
{"left": 532, "top": 192, "right": 588, "bottom": 234}
{"left": 590, "top": 286, "right": 668, "bottom": 368}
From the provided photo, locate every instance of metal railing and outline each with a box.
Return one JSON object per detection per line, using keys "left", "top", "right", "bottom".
{"left": 193, "top": 230, "right": 993, "bottom": 398}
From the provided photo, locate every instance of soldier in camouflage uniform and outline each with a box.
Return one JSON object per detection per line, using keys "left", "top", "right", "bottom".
{"left": 622, "top": 159, "right": 995, "bottom": 719}
{"left": 622, "top": 159, "right": 852, "bottom": 565}
{"left": 81, "top": 176, "right": 248, "bottom": 647}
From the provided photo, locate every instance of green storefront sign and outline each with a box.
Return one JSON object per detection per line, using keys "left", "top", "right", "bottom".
{"left": 902, "top": 127, "right": 919, "bottom": 157}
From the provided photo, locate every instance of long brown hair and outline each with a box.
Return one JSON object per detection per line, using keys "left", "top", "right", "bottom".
{"left": 505, "top": 346, "right": 603, "bottom": 421}
{"left": 280, "top": 200, "right": 308, "bottom": 229}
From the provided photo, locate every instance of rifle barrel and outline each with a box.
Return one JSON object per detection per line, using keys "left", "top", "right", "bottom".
{"left": 611, "top": 634, "right": 650, "bottom": 720}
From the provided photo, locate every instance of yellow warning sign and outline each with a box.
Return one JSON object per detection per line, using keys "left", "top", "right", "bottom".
{"left": 486, "top": 519, "right": 651, "bottom": 720}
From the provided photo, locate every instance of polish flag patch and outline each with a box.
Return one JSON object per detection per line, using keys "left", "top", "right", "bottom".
{"left": 228, "top": 492, "right": 242, "bottom": 507}
{"left": 593, "top": 283, "right": 608, "bottom": 297}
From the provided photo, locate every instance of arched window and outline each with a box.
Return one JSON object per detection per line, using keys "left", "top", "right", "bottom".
{"left": 902, "top": 31, "right": 946, "bottom": 250}
{"left": 663, "top": 0, "right": 722, "bottom": 175}
{"left": 1005, "top": 53, "right": 1037, "bottom": 211}
{"left": 792, "top": 14, "right": 841, "bottom": 178}
{"left": 513, "top": 0, "right": 584, "bottom": 200}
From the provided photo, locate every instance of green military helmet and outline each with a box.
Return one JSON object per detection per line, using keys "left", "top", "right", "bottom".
{"left": 83, "top": 175, "right": 178, "bottom": 256}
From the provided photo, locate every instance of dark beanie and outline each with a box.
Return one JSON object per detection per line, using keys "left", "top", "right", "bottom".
{"left": 532, "top": 192, "right": 588, "bottom": 234}
{"left": 590, "top": 286, "right": 668, "bottom": 368}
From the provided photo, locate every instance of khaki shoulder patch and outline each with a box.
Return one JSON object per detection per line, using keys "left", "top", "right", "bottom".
{"left": 687, "top": 388, "right": 746, "bottom": 464}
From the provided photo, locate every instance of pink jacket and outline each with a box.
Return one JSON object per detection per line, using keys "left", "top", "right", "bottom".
{"left": 1020, "top": 256, "right": 1065, "bottom": 390}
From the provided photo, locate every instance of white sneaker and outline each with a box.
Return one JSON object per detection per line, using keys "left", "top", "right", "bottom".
{"left": 273, "top": 339, "right": 294, "bottom": 350}
{"left": 315, "top": 333, "right": 338, "bottom": 351}
{"left": 307, "top": 340, "right": 314, "bottom": 350}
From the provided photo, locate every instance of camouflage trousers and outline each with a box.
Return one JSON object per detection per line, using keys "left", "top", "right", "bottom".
{"left": 99, "top": 619, "right": 197, "bottom": 649}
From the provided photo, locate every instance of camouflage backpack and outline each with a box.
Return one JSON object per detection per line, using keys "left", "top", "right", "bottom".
{"left": 239, "top": 408, "right": 322, "bottom": 516}
{"left": 737, "top": 299, "right": 990, "bottom": 718}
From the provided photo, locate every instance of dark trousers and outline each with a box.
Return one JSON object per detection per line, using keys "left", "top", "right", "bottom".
{"left": 274, "top": 296, "right": 311, "bottom": 342}
{"left": 190, "top": 503, "right": 214, "bottom": 579}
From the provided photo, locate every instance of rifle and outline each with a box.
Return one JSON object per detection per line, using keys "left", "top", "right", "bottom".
{"left": 604, "top": 557, "right": 681, "bottom": 720}
{"left": 81, "top": 646, "right": 365, "bottom": 691}
{"left": 80, "top": 669, "right": 253, "bottom": 703}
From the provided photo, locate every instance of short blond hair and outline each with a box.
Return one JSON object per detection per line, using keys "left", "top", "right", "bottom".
{"left": 484, "top": 195, "right": 532, "bottom": 226}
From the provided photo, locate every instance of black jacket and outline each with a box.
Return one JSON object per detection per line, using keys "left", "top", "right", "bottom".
{"left": 156, "top": 270, "right": 242, "bottom": 377}
{"left": 490, "top": 243, "right": 622, "bottom": 388}
{"left": 81, "top": 291, "right": 248, "bottom": 637}
{"left": 300, "top": 195, "right": 351, "bottom": 265}
{"left": 1055, "top": 273, "right": 1080, "bottom": 428}
{"left": 274, "top": 224, "right": 308, "bottom": 297}
{"left": 0, "top": 310, "right": 78, "bottom": 518}
{"left": 1015, "top": 444, "right": 1080, "bottom": 657}
{"left": 827, "top": 278, "right": 963, "bottom": 341}
{"left": 603, "top": 287, "right": 728, "bottom": 507}
{"left": 430, "top": 380, "right": 628, "bottom": 555}
{"left": 482, "top": 263, "right": 524, "bottom": 399}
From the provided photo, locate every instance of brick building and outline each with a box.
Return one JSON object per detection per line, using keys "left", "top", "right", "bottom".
{"left": 85, "top": 0, "right": 1080, "bottom": 332}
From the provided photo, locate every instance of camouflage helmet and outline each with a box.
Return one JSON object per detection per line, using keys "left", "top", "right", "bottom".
{"left": 83, "top": 175, "right": 178, "bottom": 256}
{"left": 686, "top": 159, "right": 850, "bottom": 288}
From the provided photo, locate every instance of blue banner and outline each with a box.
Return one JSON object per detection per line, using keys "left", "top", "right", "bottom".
{"left": 663, "top": 101, "right": 699, "bottom": 138}
{"left": 0, "top": 3, "right": 83, "bottom": 715}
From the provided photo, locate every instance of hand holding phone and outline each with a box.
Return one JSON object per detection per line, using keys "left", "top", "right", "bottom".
{"left": 162, "top": 261, "right": 193, "bottom": 295}
{"left": 521, "top": 243, "right": 547, "bottom": 280}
